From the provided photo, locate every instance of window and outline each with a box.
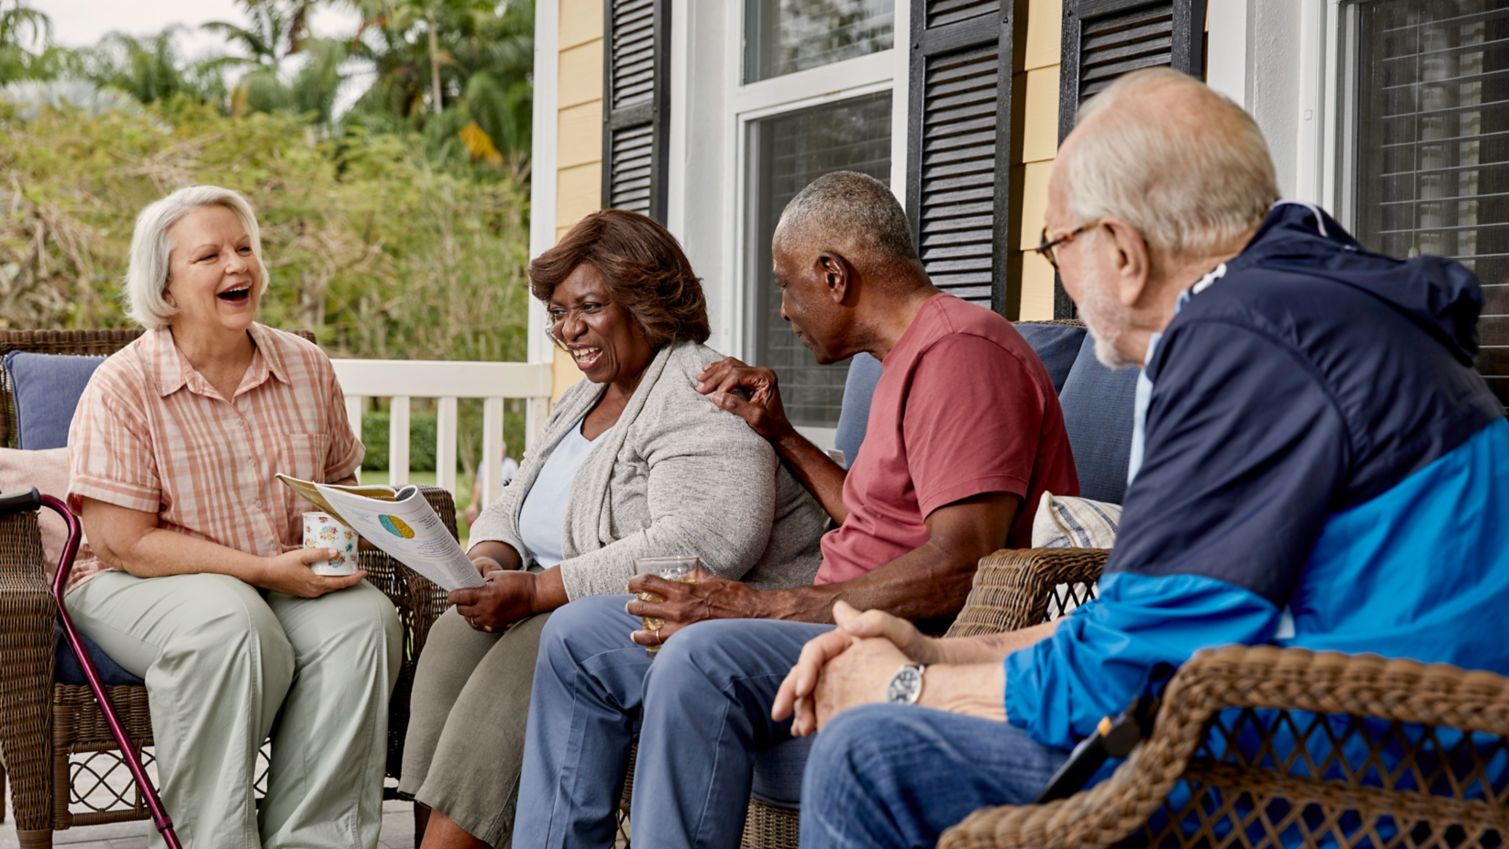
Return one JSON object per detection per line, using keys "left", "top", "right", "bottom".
{"left": 733, "top": 1, "right": 900, "bottom": 429}
{"left": 1347, "top": 0, "right": 1509, "bottom": 406}
{"left": 744, "top": 0, "right": 894, "bottom": 83}
{"left": 747, "top": 93, "right": 893, "bottom": 427}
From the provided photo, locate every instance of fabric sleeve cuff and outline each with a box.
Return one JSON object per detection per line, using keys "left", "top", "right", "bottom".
{"left": 326, "top": 440, "right": 364, "bottom": 483}
{"left": 918, "top": 473, "right": 1029, "bottom": 519}
{"left": 1003, "top": 642, "right": 1041, "bottom": 732}
{"left": 67, "top": 475, "right": 158, "bottom": 515}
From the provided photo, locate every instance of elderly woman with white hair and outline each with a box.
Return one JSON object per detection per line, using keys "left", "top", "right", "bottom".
{"left": 64, "top": 185, "right": 400, "bottom": 849}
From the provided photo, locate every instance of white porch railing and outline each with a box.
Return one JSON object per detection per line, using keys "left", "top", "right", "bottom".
{"left": 330, "top": 359, "right": 553, "bottom": 510}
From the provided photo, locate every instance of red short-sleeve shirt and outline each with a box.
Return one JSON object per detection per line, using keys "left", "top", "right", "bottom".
{"left": 816, "top": 295, "right": 1078, "bottom": 585}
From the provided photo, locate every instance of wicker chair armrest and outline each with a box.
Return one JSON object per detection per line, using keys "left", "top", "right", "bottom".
{"left": 0, "top": 512, "right": 57, "bottom": 830}
{"left": 946, "top": 548, "right": 1108, "bottom": 638}
{"left": 359, "top": 485, "right": 457, "bottom": 654}
{"left": 939, "top": 645, "right": 1509, "bottom": 849}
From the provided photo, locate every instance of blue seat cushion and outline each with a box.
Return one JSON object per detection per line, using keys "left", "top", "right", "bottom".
{"left": 3, "top": 352, "right": 106, "bottom": 449}
{"left": 1057, "top": 333, "right": 1139, "bottom": 505}
{"left": 1015, "top": 322, "right": 1087, "bottom": 394}
{"left": 54, "top": 622, "right": 145, "bottom": 687}
{"left": 834, "top": 353, "right": 883, "bottom": 469}
{"left": 750, "top": 734, "right": 813, "bottom": 809}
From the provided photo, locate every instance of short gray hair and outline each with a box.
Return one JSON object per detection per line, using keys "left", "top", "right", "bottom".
{"left": 1065, "top": 68, "right": 1279, "bottom": 262}
{"left": 774, "top": 171, "right": 918, "bottom": 267}
{"left": 124, "top": 185, "right": 268, "bottom": 329}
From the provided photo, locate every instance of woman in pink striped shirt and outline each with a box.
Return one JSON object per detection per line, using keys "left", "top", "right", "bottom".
{"left": 66, "top": 186, "right": 400, "bottom": 849}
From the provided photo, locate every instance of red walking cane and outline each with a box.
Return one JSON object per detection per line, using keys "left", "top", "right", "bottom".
{"left": 0, "top": 487, "right": 183, "bottom": 849}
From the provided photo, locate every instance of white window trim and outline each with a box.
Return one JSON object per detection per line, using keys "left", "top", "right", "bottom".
{"left": 1206, "top": 0, "right": 1342, "bottom": 212}
{"left": 527, "top": 0, "right": 559, "bottom": 367}
{"left": 667, "top": 0, "right": 910, "bottom": 368}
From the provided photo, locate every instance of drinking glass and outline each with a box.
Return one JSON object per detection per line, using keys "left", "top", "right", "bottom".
{"left": 633, "top": 555, "right": 701, "bottom": 654}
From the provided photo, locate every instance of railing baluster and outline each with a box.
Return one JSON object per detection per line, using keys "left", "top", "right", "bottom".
{"left": 390, "top": 396, "right": 411, "bottom": 487}
{"left": 481, "top": 397, "right": 504, "bottom": 509}
{"left": 436, "top": 396, "right": 458, "bottom": 494}
{"left": 345, "top": 395, "right": 364, "bottom": 447}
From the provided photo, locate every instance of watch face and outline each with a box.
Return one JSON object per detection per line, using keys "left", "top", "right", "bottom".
{"left": 886, "top": 665, "right": 922, "bottom": 704}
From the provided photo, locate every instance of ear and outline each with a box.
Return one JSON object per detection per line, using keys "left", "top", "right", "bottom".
{"left": 817, "top": 252, "right": 851, "bottom": 304}
{"left": 1102, "top": 218, "right": 1151, "bottom": 307}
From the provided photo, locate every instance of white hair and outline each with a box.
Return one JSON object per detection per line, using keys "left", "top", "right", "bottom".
{"left": 124, "top": 185, "right": 268, "bottom": 329}
{"left": 1064, "top": 68, "right": 1279, "bottom": 263}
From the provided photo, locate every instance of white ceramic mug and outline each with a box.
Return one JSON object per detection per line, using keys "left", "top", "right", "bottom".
{"left": 302, "top": 512, "right": 358, "bottom": 576}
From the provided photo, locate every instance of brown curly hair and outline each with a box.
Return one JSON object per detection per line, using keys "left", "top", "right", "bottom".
{"left": 530, "top": 209, "right": 711, "bottom": 347}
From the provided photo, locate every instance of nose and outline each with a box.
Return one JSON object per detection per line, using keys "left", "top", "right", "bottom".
{"left": 558, "top": 310, "right": 587, "bottom": 341}
{"left": 779, "top": 296, "right": 790, "bottom": 322}
{"left": 226, "top": 250, "right": 248, "bottom": 273}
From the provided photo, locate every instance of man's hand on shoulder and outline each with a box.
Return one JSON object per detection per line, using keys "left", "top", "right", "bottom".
{"left": 696, "top": 357, "right": 796, "bottom": 444}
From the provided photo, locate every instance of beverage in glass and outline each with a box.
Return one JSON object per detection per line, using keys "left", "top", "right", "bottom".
{"left": 633, "top": 555, "right": 701, "bottom": 654}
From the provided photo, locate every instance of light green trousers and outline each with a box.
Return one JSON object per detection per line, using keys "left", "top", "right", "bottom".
{"left": 68, "top": 571, "right": 401, "bottom": 849}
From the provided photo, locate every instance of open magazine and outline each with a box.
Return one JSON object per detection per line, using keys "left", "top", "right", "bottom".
{"left": 277, "top": 474, "right": 483, "bottom": 591}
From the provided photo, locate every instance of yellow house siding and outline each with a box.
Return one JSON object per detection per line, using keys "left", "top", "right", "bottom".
{"left": 1014, "top": 0, "right": 1063, "bottom": 320}
{"left": 550, "top": 2, "right": 605, "bottom": 401}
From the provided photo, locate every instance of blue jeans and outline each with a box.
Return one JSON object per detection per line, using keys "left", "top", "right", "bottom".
{"left": 799, "top": 704, "right": 1072, "bottom": 849}
{"left": 513, "top": 594, "right": 832, "bottom": 848}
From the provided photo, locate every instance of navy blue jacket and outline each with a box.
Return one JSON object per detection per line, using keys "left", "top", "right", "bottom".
{"left": 1006, "top": 203, "right": 1509, "bottom": 749}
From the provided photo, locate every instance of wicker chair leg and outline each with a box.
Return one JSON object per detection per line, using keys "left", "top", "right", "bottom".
{"left": 16, "top": 827, "right": 52, "bottom": 849}
{"left": 1, "top": 761, "right": 6, "bottom": 822}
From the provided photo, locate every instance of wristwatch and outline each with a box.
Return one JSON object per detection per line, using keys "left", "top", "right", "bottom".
{"left": 885, "top": 662, "right": 927, "bottom": 705}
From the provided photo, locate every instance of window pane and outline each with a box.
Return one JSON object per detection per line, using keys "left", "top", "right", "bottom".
{"left": 1352, "top": 0, "right": 1509, "bottom": 407}
{"left": 743, "top": 0, "right": 894, "bottom": 84}
{"left": 746, "top": 92, "right": 892, "bottom": 427}
{"left": 1354, "top": 1, "right": 1509, "bottom": 282}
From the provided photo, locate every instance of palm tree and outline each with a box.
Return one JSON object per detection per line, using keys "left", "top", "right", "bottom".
{"left": 0, "top": 0, "right": 52, "bottom": 81}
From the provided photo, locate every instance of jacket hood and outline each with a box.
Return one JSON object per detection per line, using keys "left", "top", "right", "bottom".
{"left": 1231, "top": 202, "right": 1483, "bottom": 366}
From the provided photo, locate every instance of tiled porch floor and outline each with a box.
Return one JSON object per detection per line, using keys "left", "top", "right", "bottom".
{"left": 0, "top": 799, "right": 418, "bottom": 849}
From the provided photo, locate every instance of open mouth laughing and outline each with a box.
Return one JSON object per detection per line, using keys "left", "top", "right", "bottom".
{"left": 570, "top": 346, "right": 603, "bottom": 370}
{"left": 217, "top": 285, "right": 253, "bottom": 304}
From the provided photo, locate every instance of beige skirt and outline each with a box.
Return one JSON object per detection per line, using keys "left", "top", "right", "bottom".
{"left": 399, "top": 606, "right": 552, "bottom": 848}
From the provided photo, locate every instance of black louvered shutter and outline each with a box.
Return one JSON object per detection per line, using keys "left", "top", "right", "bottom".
{"left": 905, "top": 0, "right": 1016, "bottom": 316}
{"left": 1053, "top": 0, "right": 1205, "bottom": 316}
{"left": 602, "top": 0, "right": 670, "bottom": 221}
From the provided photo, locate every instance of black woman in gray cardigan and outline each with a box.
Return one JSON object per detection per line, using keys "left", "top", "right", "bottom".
{"left": 401, "top": 209, "right": 826, "bottom": 849}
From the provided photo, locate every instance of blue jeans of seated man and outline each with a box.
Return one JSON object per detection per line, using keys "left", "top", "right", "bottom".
{"left": 799, "top": 703, "right": 1072, "bottom": 849}
{"left": 512, "top": 594, "right": 833, "bottom": 849}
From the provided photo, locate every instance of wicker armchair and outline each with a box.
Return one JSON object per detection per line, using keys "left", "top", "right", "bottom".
{"left": 0, "top": 329, "right": 453, "bottom": 849}
{"left": 937, "top": 551, "right": 1509, "bottom": 848}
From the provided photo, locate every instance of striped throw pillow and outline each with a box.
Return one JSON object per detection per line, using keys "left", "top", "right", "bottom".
{"left": 1031, "top": 492, "right": 1121, "bottom": 549}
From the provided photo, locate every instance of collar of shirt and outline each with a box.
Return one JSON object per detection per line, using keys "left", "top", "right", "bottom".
{"left": 145, "top": 323, "right": 291, "bottom": 400}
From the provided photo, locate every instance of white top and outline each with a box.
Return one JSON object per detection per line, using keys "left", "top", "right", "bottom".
{"left": 516, "top": 418, "right": 603, "bottom": 568}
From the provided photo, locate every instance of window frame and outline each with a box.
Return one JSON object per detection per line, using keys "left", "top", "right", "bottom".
{"left": 666, "top": 0, "right": 910, "bottom": 442}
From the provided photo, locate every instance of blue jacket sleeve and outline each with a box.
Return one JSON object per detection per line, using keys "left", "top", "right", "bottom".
{"left": 1003, "top": 317, "right": 1351, "bottom": 749}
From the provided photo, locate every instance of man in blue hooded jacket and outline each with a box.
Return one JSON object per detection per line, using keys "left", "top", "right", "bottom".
{"left": 777, "top": 67, "right": 1509, "bottom": 848}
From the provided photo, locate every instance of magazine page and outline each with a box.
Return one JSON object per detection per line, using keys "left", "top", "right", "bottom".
{"left": 312, "top": 482, "right": 483, "bottom": 591}
{"left": 275, "top": 474, "right": 400, "bottom": 528}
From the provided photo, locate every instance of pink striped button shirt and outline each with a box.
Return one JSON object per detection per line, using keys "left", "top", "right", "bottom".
{"left": 65, "top": 323, "right": 363, "bottom": 591}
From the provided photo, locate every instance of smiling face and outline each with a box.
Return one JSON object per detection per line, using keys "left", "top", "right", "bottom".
{"left": 549, "top": 263, "right": 656, "bottom": 389}
{"left": 162, "top": 204, "right": 262, "bottom": 338}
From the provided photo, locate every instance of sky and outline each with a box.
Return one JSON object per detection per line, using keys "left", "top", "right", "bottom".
{"left": 37, "top": 1, "right": 361, "bottom": 59}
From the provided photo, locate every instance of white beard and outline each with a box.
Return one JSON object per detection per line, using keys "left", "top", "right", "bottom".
{"left": 1075, "top": 271, "right": 1137, "bottom": 370}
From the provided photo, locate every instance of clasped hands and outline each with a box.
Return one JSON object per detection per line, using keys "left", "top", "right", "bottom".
{"left": 772, "top": 601, "right": 940, "bottom": 736}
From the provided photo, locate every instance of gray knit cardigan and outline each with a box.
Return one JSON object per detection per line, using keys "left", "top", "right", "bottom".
{"left": 468, "top": 341, "right": 825, "bottom": 599}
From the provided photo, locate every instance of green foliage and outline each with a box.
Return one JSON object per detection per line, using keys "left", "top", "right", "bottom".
{"left": 360, "top": 410, "right": 438, "bottom": 472}
{"left": 0, "top": 100, "right": 531, "bottom": 374}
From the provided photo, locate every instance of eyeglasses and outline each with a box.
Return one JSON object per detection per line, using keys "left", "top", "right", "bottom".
{"left": 1035, "top": 220, "right": 1102, "bottom": 271}
{"left": 546, "top": 301, "right": 609, "bottom": 328}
